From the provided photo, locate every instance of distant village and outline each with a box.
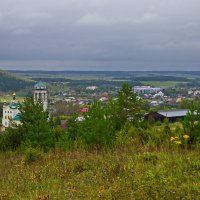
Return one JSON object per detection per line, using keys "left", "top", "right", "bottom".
{"left": 53, "top": 84, "right": 200, "bottom": 107}
{"left": 1, "top": 80, "right": 199, "bottom": 133}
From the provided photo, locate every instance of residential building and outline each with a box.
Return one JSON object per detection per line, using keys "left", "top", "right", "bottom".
{"left": 145, "top": 109, "right": 189, "bottom": 122}
{"left": 134, "top": 86, "right": 163, "bottom": 95}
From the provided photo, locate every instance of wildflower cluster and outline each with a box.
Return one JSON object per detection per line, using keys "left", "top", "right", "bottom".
{"left": 170, "top": 136, "right": 182, "bottom": 145}
{"left": 170, "top": 134, "right": 190, "bottom": 146}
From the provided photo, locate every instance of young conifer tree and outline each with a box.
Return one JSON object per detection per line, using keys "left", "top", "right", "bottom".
{"left": 19, "top": 97, "right": 54, "bottom": 150}
{"left": 112, "top": 84, "right": 143, "bottom": 130}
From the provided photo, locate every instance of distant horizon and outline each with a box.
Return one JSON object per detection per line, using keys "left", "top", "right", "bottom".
{"left": 1, "top": 62, "right": 200, "bottom": 71}
{"left": 6, "top": 69, "right": 200, "bottom": 72}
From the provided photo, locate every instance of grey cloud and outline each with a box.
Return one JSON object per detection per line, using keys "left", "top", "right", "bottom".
{"left": 0, "top": 0, "right": 200, "bottom": 70}
{"left": 11, "top": 28, "right": 32, "bottom": 35}
{"left": 75, "top": 11, "right": 159, "bottom": 26}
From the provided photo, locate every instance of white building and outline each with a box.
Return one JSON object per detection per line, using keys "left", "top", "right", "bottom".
{"left": 153, "top": 91, "right": 164, "bottom": 98}
{"left": 86, "top": 86, "right": 98, "bottom": 90}
{"left": 34, "top": 81, "right": 48, "bottom": 111}
{"left": 2, "top": 81, "right": 48, "bottom": 129}
{"left": 2, "top": 93, "right": 20, "bottom": 127}
{"left": 194, "top": 90, "right": 200, "bottom": 96}
{"left": 134, "top": 86, "right": 163, "bottom": 95}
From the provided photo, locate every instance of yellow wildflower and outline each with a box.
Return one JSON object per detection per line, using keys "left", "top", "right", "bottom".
{"left": 183, "top": 135, "right": 190, "bottom": 140}
{"left": 170, "top": 137, "right": 175, "bottom": 141}
{"left": 174, "top": 141, "right": 182, "bottom": 145}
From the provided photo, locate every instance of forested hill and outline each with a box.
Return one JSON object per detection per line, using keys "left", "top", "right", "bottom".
{"left": 0, "top": 70, "right": 33, "bottom": 92}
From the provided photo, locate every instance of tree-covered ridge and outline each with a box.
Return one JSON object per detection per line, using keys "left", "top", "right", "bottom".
{"left": 0, "top": 70, "right": 33, "bottom": 92}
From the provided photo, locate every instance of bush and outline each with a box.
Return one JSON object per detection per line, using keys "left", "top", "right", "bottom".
{"left": 23, "top": 147, "right": 42, "bottom": 163}
{"left": 67, "top": 102, "right": 116, "bottom": 149}
{"left": 0, "top": 127, "right": 23, "bottom": 151}
{"left": 182, "top": 101, "right": 200, "bottom": 144}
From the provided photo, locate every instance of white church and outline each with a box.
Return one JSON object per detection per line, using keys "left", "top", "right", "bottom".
{"left": 1, "top": 81, "right": 48, "bottom": 128}
{"left": 33, "top": 81, "right": 48, "bottom": 111}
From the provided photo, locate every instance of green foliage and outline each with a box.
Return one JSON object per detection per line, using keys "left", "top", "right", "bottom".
{"left": 112, "top": 84, "right": 143, "bottom": 130}
{"left": 19, "top": 97, "right": 54, "bottom": 151}
{"left": 52, "top": 101, "right": 80, "bottom": 117}
{"left": 54, "top": 116, "right": 61, "bottom": 126}
{"left": 182, "top": 99, "right": 200, "bottom": 144}
{"left": 3, "top": 83, "right": 199, "bottom": 154}
{"left": 0, "top": 97, "right": 56, "bottom": 152}
{"left": 67, "top": 114, "right": 79, "bottom": 141}
{"left": 67, "top": 102, "right": 116, "bottom": 149}
{"left": 115, "top": 122, "right": 134, "bottom": 147}
{"left": 65, "top": 84, "right": 153, "bottom": 150}
{"left": 147, "top": 115, "right": 156, "bottom": 126}
{"left": 23, "top": 147, "right": 42, "bottom": 163}
{"left": 0, "top": 126, "right": 23, "bottom": 151}
{"left": 163, "top": 118, "right": 171, "bottom": 135}
{"left": 52, "top": 126, "right": 64, "bottom": 143}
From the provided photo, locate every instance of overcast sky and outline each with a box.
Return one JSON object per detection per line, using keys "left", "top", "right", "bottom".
{"left": 0, "top": 0, "right": 200, "bottom": 71}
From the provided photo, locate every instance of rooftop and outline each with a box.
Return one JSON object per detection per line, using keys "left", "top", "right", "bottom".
{"left": 158, "top": 109, "right": 189, "bottom": 118}
{"left": 34, "top": 81, "right": 47, "bottom": 88}
{"left": 13, "top": 114, "right": 21, "bottom": 121}
{"left": 3, "top": 102, "right": 20, "bottom": 109}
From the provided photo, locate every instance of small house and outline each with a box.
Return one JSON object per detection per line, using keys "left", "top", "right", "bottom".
{"left": 145, "top": 109, "right": 189, "bottom": 122}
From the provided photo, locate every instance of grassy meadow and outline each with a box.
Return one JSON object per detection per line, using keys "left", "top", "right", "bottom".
{"left": 1, "top": 145, "right": 200, "bottom": 199}
{"left": 141, "top": 81, "right": 190, "bottom": 88}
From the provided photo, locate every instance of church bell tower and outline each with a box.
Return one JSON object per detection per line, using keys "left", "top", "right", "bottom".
{"left": 34, "top": 81, "right": 48, "bottom": 111}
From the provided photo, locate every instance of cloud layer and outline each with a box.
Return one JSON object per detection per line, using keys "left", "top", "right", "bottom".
{"left": 0, "top": 0, "right": 200, "bottom": 70}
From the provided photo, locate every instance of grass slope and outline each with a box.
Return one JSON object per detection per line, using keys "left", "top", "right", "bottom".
{"left": 1, "top": 147, "right": 200, "bottom": 199}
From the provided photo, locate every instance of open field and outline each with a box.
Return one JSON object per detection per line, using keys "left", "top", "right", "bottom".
{"left": 141, "top": 81, "right": 190, "bottom": 88}
{"left": 1, "top": 147, "right": 200, "bottom": 199}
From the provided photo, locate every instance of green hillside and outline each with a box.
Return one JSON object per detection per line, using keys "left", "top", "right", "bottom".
{"left": 0, "top": 70, "right": 33, "bottom": 93}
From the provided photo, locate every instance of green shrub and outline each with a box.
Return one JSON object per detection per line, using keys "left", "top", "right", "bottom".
{"left": 182, "top": 100, "right": 200, "bottom": 144}
{"left": 0, "top": 127, "right": 23, "bottom": 151}
{"left": 115, "top": 123, "right": 134, "bottom": 147}
{"left": 67, "top": 102, "right": 116, "bottom": 149}
{"left": 23, "top": 147, "right": 42, "bottom": 163}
